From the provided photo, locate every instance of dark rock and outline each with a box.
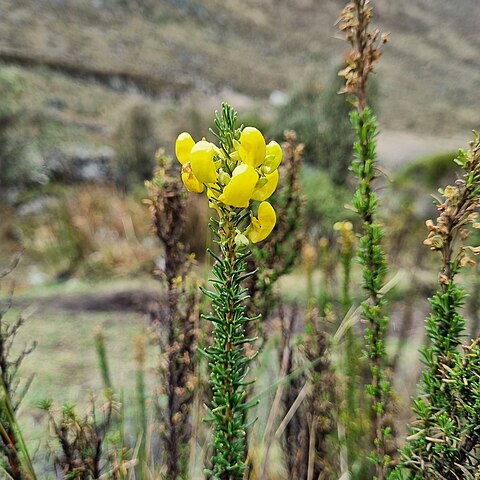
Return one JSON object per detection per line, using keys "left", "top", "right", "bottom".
{"left": 46, "top": 146, "right": 114, "bottom": 183}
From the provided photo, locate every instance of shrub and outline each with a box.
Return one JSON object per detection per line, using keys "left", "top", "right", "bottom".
{"left": 21, "top": 185, "right": 156, "bottom": 280}
{"left": 394, "top": 133, "right": 480, "bottom": 479}
{"left": 301, "top": 165, "right": 353, "bottom": 237}
{"left": 0, "top": 67, "right": 46, "bottom": 192}
{"left": 270, "top": 79, "right": 322, "bottom": 166}
{"left": 395, "top": 151, "right": 457, "bottom": 189}
{"left": 112, "top": 101, "right": 157, "bottom": 191}
{"left": 271, "top": 68, "right": 377, "bottom": 185}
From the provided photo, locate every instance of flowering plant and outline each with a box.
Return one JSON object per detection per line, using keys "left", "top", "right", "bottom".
{"left": 175, "top": 103, "right": 281, "bottom": 479}
{"left": 175, "top": 105, "right": 281, "bottom": 244}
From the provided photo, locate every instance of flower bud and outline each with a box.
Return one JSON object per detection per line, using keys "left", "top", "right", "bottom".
{"left": 230, "top": 151, "right": 241, "bottom": 162}
{"left": 218, "top": 171, "right": 231, "bottom": 186}
{"left": 235, "top": 232, "right": 250, "bottom": 248}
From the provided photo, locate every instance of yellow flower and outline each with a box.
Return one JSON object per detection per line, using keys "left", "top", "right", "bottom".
{"left": 175, "top": 132, "right": 195, "bottom": 165}
{"left": 238, "top": 127, "right": 266, "bottom": 168}
{"left": 181, "top": 162, "right": 204, "bottom": 193}
{"left": 218, "top": 164, "right": 258, "bottom": 208}
{"left": 262, "top": 141, "right": 283, "bottom": 174}
{"left": 247, "top": 201, "right": 276, "bottom": 243}
{"left": 334, "top": 221, "right": 353, "bottom": 232}
{"left": 190, "top": 140, "right": 217, "bottom": 184}
{"left": 251, "top": 169, "right": 279, "bottom": 201}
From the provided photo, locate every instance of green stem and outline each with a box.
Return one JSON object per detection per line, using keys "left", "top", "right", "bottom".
{"left": 204, "top": 210, "right": 256, "bottom": 480}
{"left": 351, "top": 107, "right": 391, "bottom": 479}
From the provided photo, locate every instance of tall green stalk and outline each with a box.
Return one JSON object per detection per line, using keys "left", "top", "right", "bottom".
{"left": 335, "top": 221, "right": 365, "bottom": 474}
{"left": 339, "top": 1, "right": 391, "bottom": 476}
{"left": 134, "top": 335, "right": 147, "bottom": 477}
{"left": 94, "top": 329, "right": 113, "bottom": 391}
{"left": 175, "top": 103, "right": 281, "bottom": 478}
{"left": 203, "top": 211, "right": 257, "bottom": 479}
{"left": 351, "top": 107, "right": 391, "bottom": 478}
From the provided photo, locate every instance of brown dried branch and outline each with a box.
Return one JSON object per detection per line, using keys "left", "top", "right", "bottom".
{"left": 145, "top": 150, "right": 199, "bottom": 480}
{"left": 338, "top": 0, "right": 388, "bottom": 110}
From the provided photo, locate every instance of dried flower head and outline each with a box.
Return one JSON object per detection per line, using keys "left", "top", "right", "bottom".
{"left": 338, "top": 0, "right": 389, "bottom": 110}
{"left": 423, "top": 132, "right": 480, "bottom": 275}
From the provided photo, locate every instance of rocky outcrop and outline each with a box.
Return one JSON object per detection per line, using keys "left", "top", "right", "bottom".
{"left": 46, "top": 146, "right": 114, "bottom": 183}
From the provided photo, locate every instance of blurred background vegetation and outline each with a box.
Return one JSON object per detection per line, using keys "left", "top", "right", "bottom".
{"left": 1, "top": 0, "right": 479, "bottom": 478}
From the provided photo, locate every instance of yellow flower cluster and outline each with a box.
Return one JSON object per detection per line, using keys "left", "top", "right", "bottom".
{"left": 175, "top": 127, "right": 281, "bottom": 243}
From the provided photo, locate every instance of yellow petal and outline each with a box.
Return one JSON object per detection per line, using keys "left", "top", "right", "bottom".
{"left": 238, "top": 127, "right": 266, "bottom": 168}
{"left": 251, "top": 169, "right": 279, "bottom": 201}
{"left": 262, "top": 140, "right": 283, "bottom": 173}
{"left": 181, "top": 162, "right": 204, "bottom": 193}
{"left": 247, "top": 202, "right": 276, "bottom": 243}
{"left": 190, "top": 140, "right": 217, "bottom": 184}
{"left": 218, "top": 164, "right": 258, "bottom": 208}
{"left": 175, "top": 132, "right": 195, "bottom": 165}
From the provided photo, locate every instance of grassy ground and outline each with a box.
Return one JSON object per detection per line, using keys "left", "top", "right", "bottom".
{"left": 8, "top": 296, "right": 287, "bottom": 476}
{"left": 1, "top": 261, "right": 442, "bottom": 478}
{"left": 10, "top": 306, "right": 153, "bottom": 473}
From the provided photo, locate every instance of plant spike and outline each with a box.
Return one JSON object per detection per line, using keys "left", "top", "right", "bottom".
{"left": 145, "top": 150, "right": 199, "bottom": 480}
{"left": 175, "top": 103, "right": 281, "bottom": 478}
{"left": 351, "top": 107, "right": 391, "bottom": 478}
{"left": 339, "top": 1, "right": 392, "bottom": 478}
{"left": 203, "top": 207, "right": 257, "bottom": 479}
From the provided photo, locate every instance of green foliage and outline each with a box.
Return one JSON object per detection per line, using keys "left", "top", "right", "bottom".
{"left": 113, "top": 101, "right": 157, "bottom": 191}
{"left": 395, "top": 151, "right": 457, "bottom": 189}
{"left": 316, "top": 69, "right": 358, "bottom": 184}
{"left": 398, "top": 339, "right": 480, "bottom": 479}
{"left": 350, "top": 106, "right": 392, "bottom": 477}
{"left": 0, "top": 257, "right": 37, "bottom": 480}
{"left": 396, "top": 133, "right": 480, "bottom": 479}
{"left": 271, "top": 68, "right": 377, "bottom": 184}
{"left": 0, "top": 68, "right": 24, "bottom": 117}
{"left": 239, "top": 113, "right": 270, "bottom": 137}
{"left": 301, "top": 165, "right": 352, "bottom": 236}
{"left": 270, "top": 80, "right": 320, "bottom": 163}
{"left": 0, "top": 68, "right": 45, "bottom": 191}
{"left": 40, "top": 391, "right": 130, "bottom": 480}
{"left": 200, "top": 104, "right": 257, "bottom": 479}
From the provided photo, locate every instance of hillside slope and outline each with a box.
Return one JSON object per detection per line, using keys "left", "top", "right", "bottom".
{"left": 1, "top": 0, "right": 479, "bottom": 136}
